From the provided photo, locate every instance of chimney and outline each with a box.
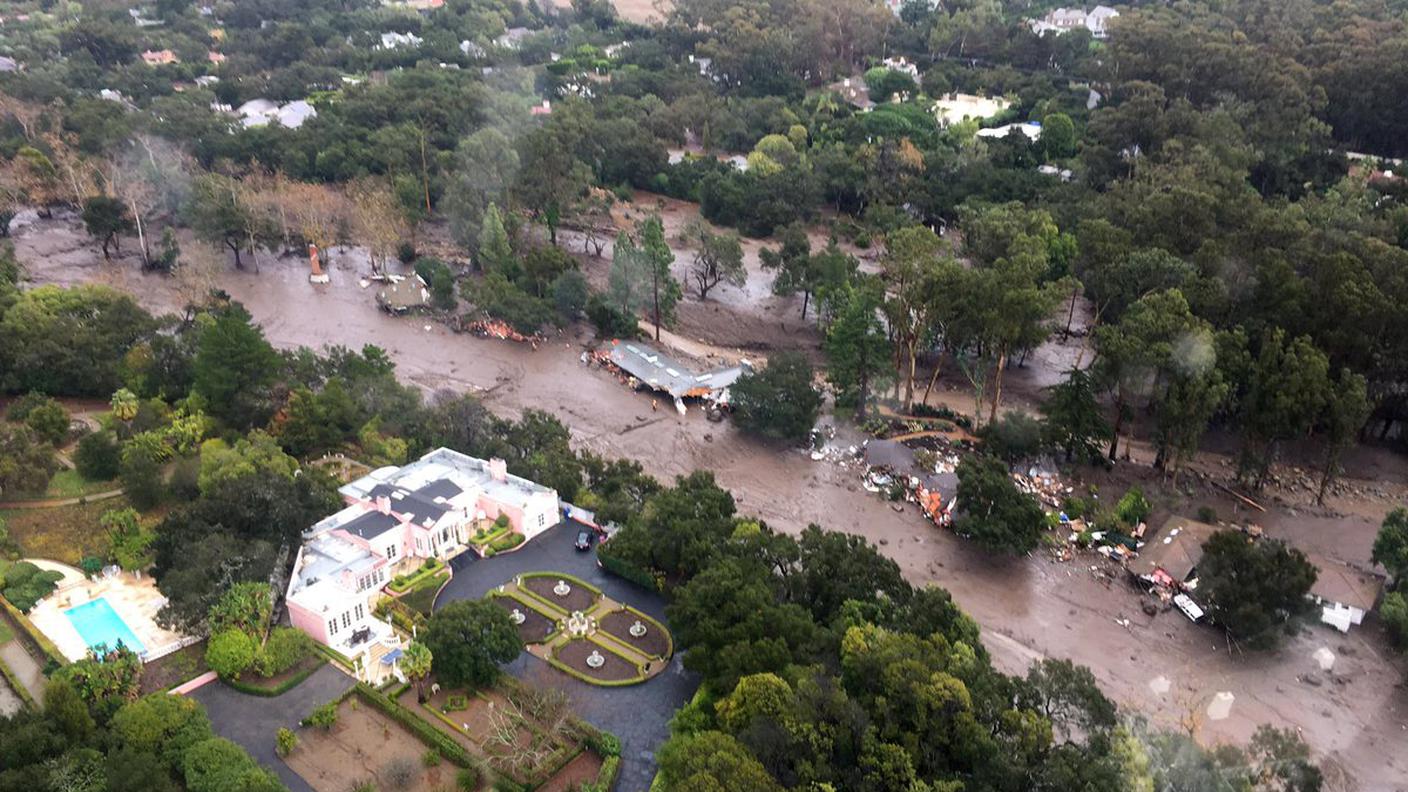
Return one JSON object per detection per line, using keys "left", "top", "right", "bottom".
{"left": 488, "top": 458, "right": 507, "bottom": 482}
{"left": 376, "top": 495, "right": 391, "bottom": 514}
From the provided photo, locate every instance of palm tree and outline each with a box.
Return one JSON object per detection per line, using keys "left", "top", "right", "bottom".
{"left": 402, "top": 641, "right": 433, "bottom": 703}
{"left": 110, "top": 388, "right": 139, "bottom": 422}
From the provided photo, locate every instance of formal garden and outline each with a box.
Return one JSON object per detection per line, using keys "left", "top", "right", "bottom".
{"left": 288, "top": 678, "right": 620, "bottom": 792}
{"left": 488, "top": 572, "right": 672, "bottom": 687}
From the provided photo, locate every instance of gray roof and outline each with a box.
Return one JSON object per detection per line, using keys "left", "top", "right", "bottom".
{"left": 341, "top": 510, "right": 401, "bottom": 540}
{"left": 607, "top": 342, "right": 750, "bottom": 399}
{"left": 366, "top": 481, "right": 452, "bottom": 525}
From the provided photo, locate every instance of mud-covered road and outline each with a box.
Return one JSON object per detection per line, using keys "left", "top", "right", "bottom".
{"left": 13, "top": 212, "right": 1405, "bottom": 790}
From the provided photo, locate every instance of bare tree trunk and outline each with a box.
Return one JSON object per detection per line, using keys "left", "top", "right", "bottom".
{"left": 129, "top": 198, "right": 149, "bottom": 267}
{"left": 921, "top": 356, "right": 942, "bottom": 408}
{"left": 987, "top": 347, "right": 1008, "bottom": 426}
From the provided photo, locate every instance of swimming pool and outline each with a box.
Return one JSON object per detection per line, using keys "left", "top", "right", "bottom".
{"left": 64, "top": 598, "right": 146, "bottom": 655}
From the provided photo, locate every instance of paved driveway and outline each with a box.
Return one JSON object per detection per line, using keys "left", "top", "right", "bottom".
{"left": 190, "top": 664, "right": 355, "bottom": 792}
{"left": 439, "top": 520, "right": 699, "bottom": 792}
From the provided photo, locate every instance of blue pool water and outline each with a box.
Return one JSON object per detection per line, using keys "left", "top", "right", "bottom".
{"left": 63, "top": 598, "right": 146, "bottom": 655}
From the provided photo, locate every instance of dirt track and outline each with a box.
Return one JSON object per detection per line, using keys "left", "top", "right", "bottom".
{"left": 12, "top": 211, "right": 1407, "bottom": 791}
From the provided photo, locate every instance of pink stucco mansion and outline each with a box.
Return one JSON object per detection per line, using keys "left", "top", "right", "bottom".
{"left": 285, "top": 448, "right": 560, "bottom": 671}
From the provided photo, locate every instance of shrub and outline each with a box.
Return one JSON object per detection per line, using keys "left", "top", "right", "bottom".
{"left": 24, "top": 399, "right": 70, "bottom": 445}
{"left": 494, "top": 514, "right": 509, "bottom": 529}
{"left": 1381, "top": 591, "right": 1408, "bottom": 649}
{"left": 304, "top": 701, "right": 339, "bottom": 730}
{"left": 445, "top": 694, "right": 468, "bottom": 711}
{"left": 254, "top": 627, "right": 314, "bottom": 678}
{"left": 421, "top": 748, "right": 441, "bottom": 767}
{"left": 79, "top": 556, "right": 104, "bottom": 578}
{"left": 382, "top": 756, "right": 417, "bottom": 790}
{"left": 275, "top": 727, "right": 297, "bottom": 757}
{"left": 206, "top": 628, "right": 256, "bottom": 679}
{"left": 1197, "top": 506, "right": 1218, "bottom": 524}
{"left": 397, "top": 242, "right": 417, "bottom": 264}
{"left": 585, "top": 293, "right": 638, "bottom": 339}
{"left": 457, "top": 767, "right": 481, "bottom": 791}
{"left": 75, "top": 431, "right": 122, "bottom": 480}
{"left": 0, "top": 561, "right": 64, "bottom": 612}
{"left": 488, "top": 532, "right": 524, "bottom": 553}
{"left": 1114, "top": 487, "right": 1151, "bottom": 527}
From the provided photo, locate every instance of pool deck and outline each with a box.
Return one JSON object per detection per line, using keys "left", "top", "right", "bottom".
{"left": 26, "top": 560, "right": 192, "bottom": 662}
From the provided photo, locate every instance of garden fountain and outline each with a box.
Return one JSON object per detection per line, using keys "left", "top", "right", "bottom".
{"left": 564, "top": 610, "right": 592, "bottom": 638}
{"left": 510, "top": 608, "right": 526, "bottom": 625}
{"left": 553, "top": 579, "right": 571, "bottom": 597}
{"left": 629, "top": 619, "right": 647, "bottom": 637}
{"left": 586, "top": 650, "right": 605, "bottom": 669}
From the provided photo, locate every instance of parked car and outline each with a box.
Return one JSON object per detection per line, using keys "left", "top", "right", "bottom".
{"left": 574, "top": 530, "right": 593, "bottom": 551}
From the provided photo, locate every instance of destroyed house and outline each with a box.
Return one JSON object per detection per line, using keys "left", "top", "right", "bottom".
{"left": 608, "top": 341, "right": 750, "bottom": 400}
{"left": 1131, "top": 516, "right": 1221, "bottom": 588}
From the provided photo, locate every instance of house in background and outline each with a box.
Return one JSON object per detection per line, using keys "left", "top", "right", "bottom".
{"left": 286, "top": 448, "right": 560, "bottom": 665}
{"left": 1030, "top": 6, "right": 1120, "bottom": 38}
{"left": 141, "top": 49, "right": 178, "bottom": 66}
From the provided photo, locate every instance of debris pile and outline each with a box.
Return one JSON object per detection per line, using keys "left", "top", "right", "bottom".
{"left": 464, "top": 319, "right": 540, "bottom": 344}
{"left": 1012, "top": 465, "right": 1072, "bottom": 509}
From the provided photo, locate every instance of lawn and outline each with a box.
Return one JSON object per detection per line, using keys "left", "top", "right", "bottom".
{"left": 0, "top": 497, "right": 138, "bottom": 564}
{"left": 0, "top": 617, "right": 13, "bottom": 645}
{"left": 44, "top": 470, "right": 120, "bottom": 499}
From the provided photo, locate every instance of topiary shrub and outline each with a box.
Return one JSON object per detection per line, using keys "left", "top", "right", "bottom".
{"left": 0, "top": 562, "right": 64, "bottom": 612}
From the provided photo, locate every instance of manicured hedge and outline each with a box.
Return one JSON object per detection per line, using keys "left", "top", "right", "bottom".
{"left": 596, "top": 546, "right": 657, "bottom": 591}
{"left": 0, "top": 595, "right": 67, "bottom": 668}
{"left": 0, "top": 652, "right": 36, "bottom": 710}
{"left": 354, "top": 683, "right": 481, "bottom": 771}
{"left": 311, "top": 642, "right": 355, "bottom": 671}
{"left": 488, "top": 532, "right": 525, "bottom": 552}
{"left": 221, "top": 657, "right": 326, "bottom": 697}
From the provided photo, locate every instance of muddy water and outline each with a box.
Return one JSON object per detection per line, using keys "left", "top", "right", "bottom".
{"left": 14, "top": 216, "right": 1405, "bottom": 790}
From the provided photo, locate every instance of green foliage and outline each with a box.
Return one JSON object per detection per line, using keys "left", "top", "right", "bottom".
{"left": 953, "top": 455, "right": 1046, "bottom": 555}
{"left": 102, "top": 507, "right": 153, "bottom": 571}
{"left": 585, "top": 292, "right": 638, "bottom": 339}
{"left": 75, "top": 430, "right": 122, "bottom": 480}
{"left": 275, "top": 727, "right": 297, "bottom": 758}
{"left": 192, "top": 305, "right": 280, "bottom": 429}
{"left": 456, "top": 766, "right": 481, "bottom": 791}
{"left": 415, "top": 257, "right": 459, "bottom": 310}
{"left": 423, "top": 599, "right": 523, "bottom": 688}
{"left": 198, "top": 432, "right": 297, "bottom": 495}
{"left": 824, "top": 280, "right": 889, "bottom": 417}
{"left": 253, "top": 627, "right": 314, "bottom": 678}
{"left": 550, "top": 269, "right": 589, "bottom": 321}
{"left": 0, "top": 423, "right": 60, "bottom": 497}
{"left": 1040, "top": 112, "right": 1077, "bottom": 160}
{"left": 657, "top": 730, "right": 783, "bottom": 792}
{"left": 0, "top": 560, "right": 65, "bottom": 612}
{"left": 463, "top": 271, "right": 554, "bottom": 335}
{"left": 206, "top": 628, "right": 257, "bottom": 679}
{"left": 0, "top": 285, "right": 155, "bottom": 397}
{"left": 21, "top": 397, "right": 70, "bottom": 445}
{"left": 1381, "top": 591, "right": 1408, "bottom": 650}
{"left": 1198, "top": 531, "right": 1318, "bottom": 649}
{"left": 110, "top": 694, "right": 213, "bottom": 770}
{"left": 1113, "top": 488, "right": 1151, "bottom": 527}
{"left": 730, "top": 352, "right": 823, "bottom": 444}
{"left": 1371, "top": 508, "right": 1408, "bottom": 584}
{"left": 1041, "top": 367, "right": 1110, "bottom": 465}
{"left": 81, "top": 196, "right": 135, "bottom": 259}
{"left": 304, "top": 701, "right": 339, "bottom": 731}
{"left": 52, "top": 645, "right": 143, "bottom": 721}
{"left": 863, "top": 67, "right": 918, "bottom": 103}
{"left": 119, "top": 442, "right": 165, "bottom": 509}
{"left": 981, "top": 411, "right": 1046, "bottom": 462}
{"left": 489, "top": 532, "right": 525, "bottom": 552}
{"left": 182, "top": 736, "right": 287, "bottom": 792}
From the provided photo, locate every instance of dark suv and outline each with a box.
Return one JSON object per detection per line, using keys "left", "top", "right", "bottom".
{"left": 574, "top": 530, "right": 593, "bottom": 551}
